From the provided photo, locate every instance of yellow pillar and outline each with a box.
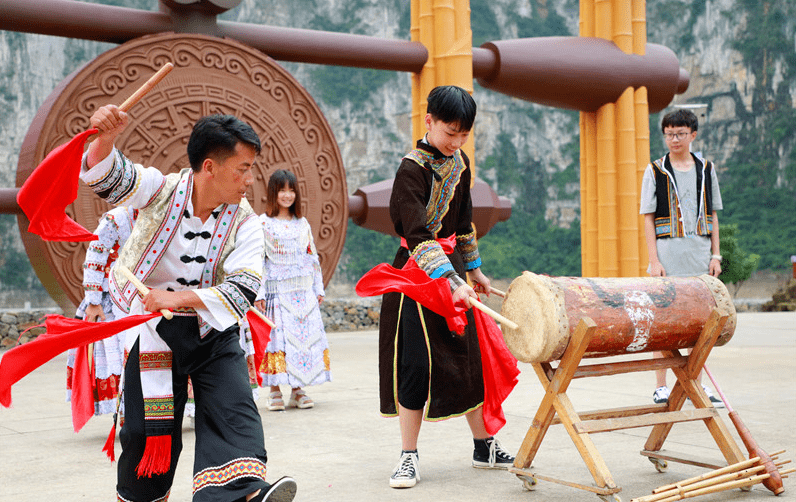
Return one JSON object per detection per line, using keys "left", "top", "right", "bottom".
{"left": 580, "top": 113, "right": 599, "bottom": 276}
{"left": 580, "top": 0, "right": 648, "bottom": 277}
{"left": 613, "top": 0, "right": 640, "bottom": 276}
{"left": 593, "top": 0, "right": 620, "bottom": 276}
{"left": 579, "top": 0, "right": 598, "bottom": 276}
{"left": 411, "top": 0, "right": 474, "bottom": 167}
{"left": 632, "top": 0, "right": 651, "bottom": 276}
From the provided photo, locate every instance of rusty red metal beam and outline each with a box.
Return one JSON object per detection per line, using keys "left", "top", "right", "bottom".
{"left": 0, "top": 0, "right": 428, "bottom": 73}
{"left": 0, "top": 0, "right": 172, "bottom": 44}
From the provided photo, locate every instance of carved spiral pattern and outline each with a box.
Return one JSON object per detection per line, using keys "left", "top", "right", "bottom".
{"left": 16, "top": 33, "right": 347, "bottom": 308}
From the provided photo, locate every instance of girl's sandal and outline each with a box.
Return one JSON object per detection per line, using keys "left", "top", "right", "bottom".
{"left": 267, "top": 391, "right": 285, "bottom": 411}
{"left": 288, "top": 389, "right": 314, "bottom": 409}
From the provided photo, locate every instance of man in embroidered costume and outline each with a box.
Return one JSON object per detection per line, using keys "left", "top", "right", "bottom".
{"left": 379, "top": 86, "right": 515, "bottom": 489}
{"left": 82, "top": 104, "right": 296, "bottom": 502}
{"left": 640, "top": 108, "right": 725, "bottom": 408}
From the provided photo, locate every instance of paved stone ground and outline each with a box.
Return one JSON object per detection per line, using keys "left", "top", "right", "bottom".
{"left": 1, "top": 312, "right": 794, "bottom": 502}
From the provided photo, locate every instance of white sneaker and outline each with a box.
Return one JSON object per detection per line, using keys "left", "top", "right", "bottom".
{"left": 653, "top": 386, "right": 670, "bottom": 404}
{"left": 390, "top": 451, "right": 420, "bottom": 488}
{"left": 702, "top": 385, "right": 725, "bottom": 408}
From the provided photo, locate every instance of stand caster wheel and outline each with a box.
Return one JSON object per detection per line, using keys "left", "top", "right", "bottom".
{"left": 648, "top": 457, "right": 668, "bottom": 472}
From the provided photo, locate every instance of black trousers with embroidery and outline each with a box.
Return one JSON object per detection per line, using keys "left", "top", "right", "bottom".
{"left": 117, "top": 317, "right": 268, "bottom": 502}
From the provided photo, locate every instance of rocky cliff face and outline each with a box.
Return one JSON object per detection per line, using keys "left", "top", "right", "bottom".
{"left": 0, "top": 0, "right": 792, "bottom": 290}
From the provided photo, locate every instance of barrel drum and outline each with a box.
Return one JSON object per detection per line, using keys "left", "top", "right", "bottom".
{"left": 500, "top": 272, "right": 736, "bottom": 363}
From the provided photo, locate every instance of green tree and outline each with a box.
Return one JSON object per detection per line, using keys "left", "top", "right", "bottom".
{"left": 336, "top": 224, "right": 399, "bottom": 283}
{"left": 718, "top": 223, "right": 760, "bottom": 297}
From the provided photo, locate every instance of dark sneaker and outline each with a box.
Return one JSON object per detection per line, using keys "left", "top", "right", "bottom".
{"left": 653, "top": 386, "right": 670, "bottom": 404}
{"left": 473, "top": 437, "right": 515, "bottom": 469}
{"left": 390, "top": 450, "right": 420, "bottom": 488}
{"left": 261, "top": 476, "right": 297, "bottom": 502}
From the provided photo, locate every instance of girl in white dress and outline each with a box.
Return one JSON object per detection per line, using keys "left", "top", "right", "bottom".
{"left": 255, "top": 170, "right": 330, "bottom": 410}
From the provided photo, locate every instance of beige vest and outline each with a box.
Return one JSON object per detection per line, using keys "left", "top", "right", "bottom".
{"left": 110, "top": 168, "right": 254, "bottom": 312}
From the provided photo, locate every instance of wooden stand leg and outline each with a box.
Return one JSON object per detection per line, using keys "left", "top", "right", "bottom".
{"left": 515, "top": 318, "right": 596, "bottom": 468}
{"left": 513, "top": 318, "right": 619, "bottom": 492}
{"left": 644, "top": 309, "right": 745, "bottom": 466}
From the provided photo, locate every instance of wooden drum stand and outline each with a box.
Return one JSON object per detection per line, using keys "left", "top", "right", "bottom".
{"left": 502, "top": 272, "right": 745, "bottom": 502}
{"left": 507, "top": 309, "right": 745, "bottom": 501}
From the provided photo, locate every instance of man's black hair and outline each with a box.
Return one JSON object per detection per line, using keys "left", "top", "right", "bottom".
{"left": 661, "top": 109, "right": 698, "bottom": 133}
{"left": 427, "top": 85, "right": 477, "bottom": 132}
{"left": 187, "top": 114, "right": 262, "bottom": 172}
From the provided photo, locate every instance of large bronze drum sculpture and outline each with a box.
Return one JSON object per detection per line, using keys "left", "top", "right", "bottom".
{"left": 16, "top": 32, "right": 347, "bottom": 310}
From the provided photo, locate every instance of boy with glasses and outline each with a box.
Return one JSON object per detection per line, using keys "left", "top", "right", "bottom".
{"left": 639, "top": 108, "right": 725, "bottom": 407}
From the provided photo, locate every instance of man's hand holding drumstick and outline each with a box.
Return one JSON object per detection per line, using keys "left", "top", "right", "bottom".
{"left": 87, "top": 62, "right": 172, "bottom": 167}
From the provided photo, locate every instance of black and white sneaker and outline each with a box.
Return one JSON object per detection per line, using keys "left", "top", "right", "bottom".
{"left": 702, "top": 385, "right": 725, "bottom": 408}
{"left": 653, "top": 386, "right": 670, "bottom": 404}
{"left": 473, "top": 437, "right": 515, "bottom": 469}
{"left": 390, "top": 450, "right": 420, "bottom": 488}
{"left": 259, "top": 476, "right": 297, "bottom": 502}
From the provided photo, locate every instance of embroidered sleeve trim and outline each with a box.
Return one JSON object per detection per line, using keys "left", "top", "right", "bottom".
{"left": 411, "top": 240, "right": 454, "bottom": 279}
{"left": 211, "top": 279, "right": 254, "bottom": 320}
{"left": 456, "top": 225, "right": 481, "bottom": 269}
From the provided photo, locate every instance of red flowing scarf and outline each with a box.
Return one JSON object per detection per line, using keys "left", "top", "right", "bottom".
{"left": 355, "top": 261, "right": 519, "bottom": 434}
{"left": 472, "top": 308, "right": 520, "bottom": 435}
{"left": 245, "top": 310, "right": 273, "bottom": 387}
{"left": 356, "top": 259, "right": 468, "bottom": 334}
{"left": 0, "top": 313, "right": 161, "bottom": 412}
{"left": 16, "top": 128, "right": 99, "bottom": 241}
{"left": 70, "top": 343, "right": 96, "bottom": 433}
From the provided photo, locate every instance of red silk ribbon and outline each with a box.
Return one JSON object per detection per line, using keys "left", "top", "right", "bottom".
{"left": 0, "top": 312, "right": 161, "bottom": 409}
{"left": 16, "top": 128, "right": 99, "bottom": 241}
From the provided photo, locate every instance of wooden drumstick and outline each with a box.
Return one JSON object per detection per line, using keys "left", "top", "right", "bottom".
{"left": 118, "top": 265, "right": 174, "bottom": 320}
{"left": 489, "top": 286, "right": 506, "bottom": 297}
{"left": 118, "top": 62, "right": 173, "bottom": 112}
{"left": 469, "top": 298, "right": 519, "bottom": 330}
{"left": 87, "top": 62, "right": 173, "bottom": 142}
{"left": 247, "top": 307, "right": 276, "bottom": 329}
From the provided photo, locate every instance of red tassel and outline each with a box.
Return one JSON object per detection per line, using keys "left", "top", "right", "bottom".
{"left": 135, "top": 435, "right": 171, "bottom": 478}
{"left": 102, "top": 422, "right": 116, "bottom": 462}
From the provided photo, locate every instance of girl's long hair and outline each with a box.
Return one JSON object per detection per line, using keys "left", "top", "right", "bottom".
{"left": 265, "top": 169, "right": 302, "bottom": 218}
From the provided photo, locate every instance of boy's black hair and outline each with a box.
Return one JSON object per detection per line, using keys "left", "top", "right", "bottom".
{"left": 265, "top": 169, "right": 303, "bottom": 218}
{"left": 426, "top": 85, "right": 477, "bottom": 132}
{"left": 187, "top": 114, "right": 262, "bottom": 172}
{"left": 661, "top": 109, "right": 698, "bottom": 133}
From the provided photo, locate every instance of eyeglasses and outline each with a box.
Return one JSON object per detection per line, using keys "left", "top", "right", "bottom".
{"left": 663, "top": 132, "right": 690, "bottom": 141}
